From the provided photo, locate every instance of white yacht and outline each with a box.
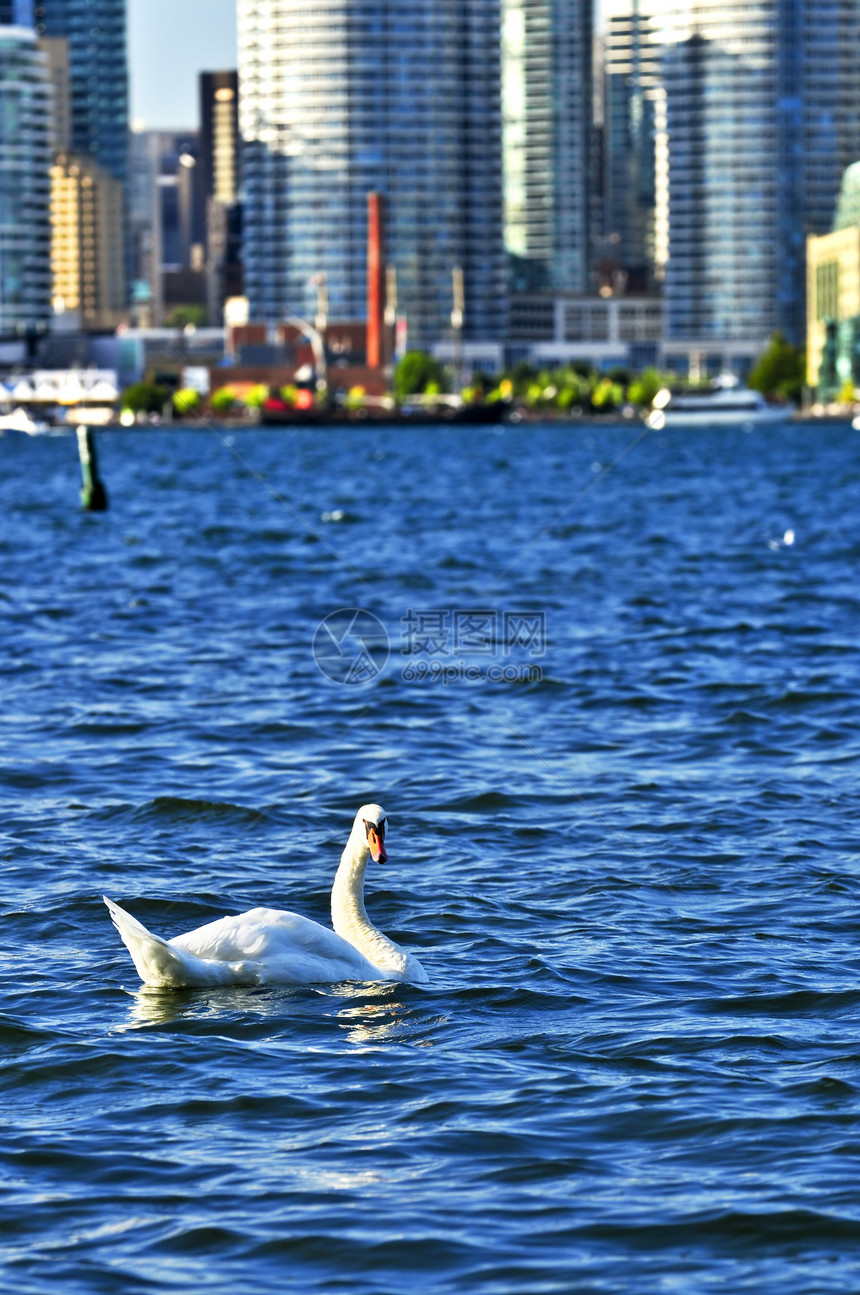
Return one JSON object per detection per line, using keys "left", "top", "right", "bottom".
{"left": 660, "top": 375, "right": 789, "bottom": 426}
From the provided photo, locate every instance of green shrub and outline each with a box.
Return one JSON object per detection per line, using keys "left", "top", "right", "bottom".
{"left": 173, "top": 387, "right": 201, "bottom": 415}
{"left": 121, "top": 380, "right": 169, "bottom": 414}
{"left": 211, "top": 386, "right": 237, "bottom": 412}
{"left": 394, "top": 351, "right": 445, "bottom": 401}
{"left": 243, "top": 384, "right": 270, "bottom": 409}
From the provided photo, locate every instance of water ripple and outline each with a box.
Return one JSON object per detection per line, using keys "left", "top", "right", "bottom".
{"left": 2, "top": 423, "right": 860, "bottom": 1292}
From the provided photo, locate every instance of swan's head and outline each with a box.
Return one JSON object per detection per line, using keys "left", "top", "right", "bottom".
{"left": 355, "top": 802, "right": 388, "bottom": 864}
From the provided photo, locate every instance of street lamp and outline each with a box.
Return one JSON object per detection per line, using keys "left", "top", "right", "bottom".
{"left": 283, "top": 313, "right": 327, "bottom": 396}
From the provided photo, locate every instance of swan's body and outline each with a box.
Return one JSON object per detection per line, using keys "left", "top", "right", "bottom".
{"left": 104, "top": 804, "right": 428, "bottom": 988}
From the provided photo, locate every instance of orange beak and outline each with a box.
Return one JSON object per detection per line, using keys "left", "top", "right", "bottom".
{"left": 367, "top": 824, "right": 388, "bottom": 864}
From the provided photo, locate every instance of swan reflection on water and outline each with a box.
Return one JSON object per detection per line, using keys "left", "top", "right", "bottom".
{"left": 331, "top": 985, "right": 438, "bottom": 1048}
{"left": 117, "top": 978, "right": 440, "bottom": 1045}
{"left": 116, "top": 983, "right": 280, "bottom": 1029}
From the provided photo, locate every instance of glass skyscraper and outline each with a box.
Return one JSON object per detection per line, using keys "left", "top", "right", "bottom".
{"left": 502, "top": 0, "right": 594, "bottom": 294}
{"left": 603, "top": 6, "right": 664, "bottom": 292}
{"left": 0, "top": 1, "right": 35, "bottom": 23}
{"left": 35, "top": 0, "right": 128, "bottom": 184}
{"left": 647, "top": 0, "right": 860, "bottom": 344}
{"left": 0, "top": 24, "right": 51, "bottom": 332}
{"left": 237, "top": 0, "right": 507, "bottom": 348}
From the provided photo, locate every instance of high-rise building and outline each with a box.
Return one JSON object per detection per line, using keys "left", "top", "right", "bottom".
{"left": 0, "top": 1, "right": 35, "bottom": 23}
{"left": 200, "top": 72, "right": 239, "bottom": 212}
{"left": 0, "top": 24, "right": 52, "bottom": 335}
{"left": 502, "top": 0, "right": 594, "bottom": 295}
{"left": 237, "top": 0, "right": 506, "bottom": 349}
{"left": 35, "top": 0, "right": 128, "bottom": 184}
{"left": 127, "top": 126, "right": 159, "bottom": 324}
{"left": 646, "top": 0, "right": 860, "bottom": 345}
{"left": 39, "top": 34, "right": 71, "bottom": 150}
{"left": 603, "top": 6, "right": 665, "bottom": 292}
{"left": 128, "top": 128, "right": 209, "bottom": 326}
{"left": 50, "top": 152, "right": 125, "bottom": 327}
{"left": 199, "top": 71, "right": 243, "bottom": 320}
{"left": 40, "top": 32, "right": 126, "bottom": 330}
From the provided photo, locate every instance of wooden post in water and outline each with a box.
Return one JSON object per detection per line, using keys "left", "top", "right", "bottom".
{"left": 76, "top": 426, "right": 108, "bottom": 511}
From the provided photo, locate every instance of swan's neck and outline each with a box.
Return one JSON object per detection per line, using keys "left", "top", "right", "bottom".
{"left": 330, "top": 828, "right": 407, "bottom": 975}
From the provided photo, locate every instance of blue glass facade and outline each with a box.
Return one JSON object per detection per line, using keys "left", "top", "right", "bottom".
{"left": 0, "top": 1, "right": 35, "bottom": 24}
{"left": 35, "top": 0, "right": 128, "bottom": 183}
{"left": 655, "top": 0, "right": 860, "bottom": 344}
{"left": 503, "top": 0, "right": 594, "bottom": 294}
{"left": 603, "top": 10, "right": 662, "bottom": 292}
{"left": 238, "top": 1, "right": 507, "bottom": 347}
{"left": 0, "top": 26, "right": 51, "bottom": 331}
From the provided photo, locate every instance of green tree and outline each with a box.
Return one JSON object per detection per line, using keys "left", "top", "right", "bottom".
{"left": 627, "top": 367, "right": 664, "bottom": 408}
{"left": 590, "top": 377, "right": 623, "bottom": 412}
{"left": 556, "top": 383, "right": 580, "bottom": 412}
{"left": 121, "top": 380, "right": 169, "bottom": 414}
{"left": 747, "top": 333, "right": 805, "bottom": 403}
{"left": 393, "top": 351, "right": 445, "bottom": 401}
{"left": 173, "top": 387, "right": 201, "bottom": 415}
{"left": 509, "top": 361, "right": 538, "bottom": 396}
{"left": 211, "top": 386, "right": 238, "bottom": 412}
{"left": 167, "top": 305, "right": 208, "bottom": 329}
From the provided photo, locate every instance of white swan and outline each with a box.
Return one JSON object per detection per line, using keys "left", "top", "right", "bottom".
{"left": 104, "top": 803, "right": 428, "bottom": 988}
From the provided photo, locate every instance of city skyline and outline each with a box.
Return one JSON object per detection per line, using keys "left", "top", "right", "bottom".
{"left": 2, "top": 0, "right": 857, "bottom": 376}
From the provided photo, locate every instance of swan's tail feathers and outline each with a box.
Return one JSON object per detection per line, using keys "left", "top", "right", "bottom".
{"left": 103, "top": 896, "right": 255, "bottom": 988}
{"left": 104, "top": 895, "right": 195, "bottom": 988}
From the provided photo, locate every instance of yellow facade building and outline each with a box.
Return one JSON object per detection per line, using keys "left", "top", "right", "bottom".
{"left": 806, "top": 226, "right": 860, "bottom": 395}
{"left": 50, "top": 153, "right": 125, "bottom": 331}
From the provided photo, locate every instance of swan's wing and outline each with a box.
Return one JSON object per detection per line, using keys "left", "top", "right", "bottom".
{"left": 169, "top": 906, "right": 379, "bottom": 976}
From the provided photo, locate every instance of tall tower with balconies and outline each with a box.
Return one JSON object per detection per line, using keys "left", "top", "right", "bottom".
{"left": 237, "top": 0, "right": 507, "bottom": 348}
{"left": 502, "top": 0, "right": 594, "bottom": 295}
{"left": 645, "top": 0, "right": 860, "bottom": 345}
{"left": 0, "top": 23, "right": 52, "bottom": 335}
{"left": 0, "top": 1, "right": 35, "bottom": 23}
{"left": 34, "top": 0, "right": 128, "bottom": 185}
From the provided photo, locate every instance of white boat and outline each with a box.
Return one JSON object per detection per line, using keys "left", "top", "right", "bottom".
{"left": 660, "top": 376, "right": 789, "bottom": 426}
{"left": 0, "top": 406, "right": 53, "bottom": 435}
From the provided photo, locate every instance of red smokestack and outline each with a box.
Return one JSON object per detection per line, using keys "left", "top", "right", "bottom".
{"left": 367, "top": 192, "right": 385, "bottom": 370}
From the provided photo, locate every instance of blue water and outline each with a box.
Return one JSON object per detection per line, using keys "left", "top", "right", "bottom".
{"left": 3, "top": 419, "right": 860, "bottom": 1293}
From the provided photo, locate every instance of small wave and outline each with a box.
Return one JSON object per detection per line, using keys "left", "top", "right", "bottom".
{"left": 698, "top": 988, "right": 860, "bottom": 1016}
{"left": 425, "top": 790, "right": 520, "bottom": 813}
{"left": 133, "top": 797, "right": 261, "bottom": 824}
{"left": 0, "top": 1015, "right": 54, "bottom": 1052}
{"left": 585, "top": 1206, "right": 860, "bottom": 1250}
